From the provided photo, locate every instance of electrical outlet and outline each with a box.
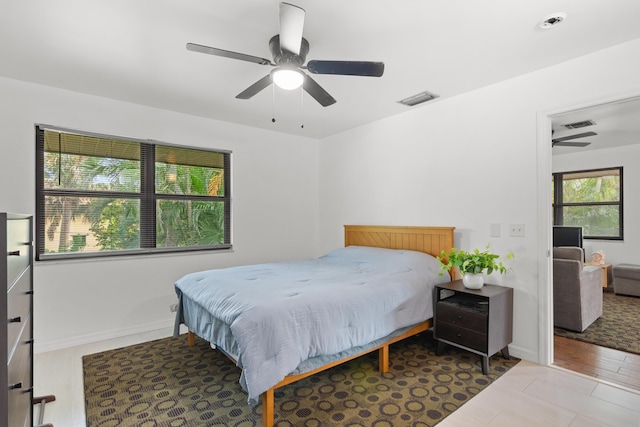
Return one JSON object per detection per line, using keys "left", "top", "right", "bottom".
{"left": 169, "top": 303, "right": 178, "bottom": 313}
{"left": 509, "top": 224, "right": 525, "bottom": 237}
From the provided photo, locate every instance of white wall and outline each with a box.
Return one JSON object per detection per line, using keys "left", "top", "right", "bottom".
{"left": 3, "top": 37, "right": 640, "bottom": 361}
{"left": 553, "top": 144, "right": 640, "bottom": 265}
{"left": 0, "top": 76, "right": 319, "bottom": 352}
{"left": 317, "top": 38, "right": 640, "bottom": 363}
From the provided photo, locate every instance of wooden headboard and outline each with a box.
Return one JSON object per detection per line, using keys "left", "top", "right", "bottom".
{"left": 344, "top": 225, "right": 455, "bottom": 259}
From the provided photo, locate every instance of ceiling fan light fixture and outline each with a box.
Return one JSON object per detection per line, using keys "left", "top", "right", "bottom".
{"left": 272, "top": 67, "right": 304, "bottom": 90}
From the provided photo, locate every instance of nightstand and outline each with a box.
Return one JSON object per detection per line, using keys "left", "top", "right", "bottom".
{"left": 433, "top": 280, "right": 513, "bottom": 374}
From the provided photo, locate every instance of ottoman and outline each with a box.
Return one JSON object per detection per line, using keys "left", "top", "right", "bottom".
{"left": 613, "top": 264, "right": 640, "bottom": 297}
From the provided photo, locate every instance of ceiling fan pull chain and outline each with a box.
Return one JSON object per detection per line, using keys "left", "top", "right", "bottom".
{"left": 271, "top": 83, "right": 276, "bottom": 123}
{"left": 300, "top": 86, "right": 304, "bottom": 128}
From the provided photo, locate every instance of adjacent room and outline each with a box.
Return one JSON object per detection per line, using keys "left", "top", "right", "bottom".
{"left": 550, "top": 98, "right": 640, "bottom": 390}
{"left": 2, "top": 1, "right": 640, "bottom": 426}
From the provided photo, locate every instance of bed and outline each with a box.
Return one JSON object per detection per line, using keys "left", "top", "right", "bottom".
{"left": 173, "top": 225, "right": 455, "bottom": 427}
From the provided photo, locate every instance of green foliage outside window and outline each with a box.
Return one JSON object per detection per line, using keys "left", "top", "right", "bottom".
{"left": 553, "top": 168, "right": 622, "bottom": 239}
{"left": 37, "top": 127, "right": 231, "bottom": 259}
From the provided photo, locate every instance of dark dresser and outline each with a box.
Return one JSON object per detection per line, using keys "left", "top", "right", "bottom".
{"left": 433, "top": 280, "right": 513, "bottom": 374}
{"left": 1, "top": 213, "right": 34, "bottom": 427}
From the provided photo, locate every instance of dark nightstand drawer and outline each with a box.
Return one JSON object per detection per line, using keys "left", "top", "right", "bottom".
{"left": 435, "top": 301, "right": 488, "bottom": 333}
{"left": 436, "top": 322, "right": 487, "bottom": 353}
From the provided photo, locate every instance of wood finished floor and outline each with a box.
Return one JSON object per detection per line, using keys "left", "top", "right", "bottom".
{"left": 554, "top": 335, "right": 640, "bottom": 393}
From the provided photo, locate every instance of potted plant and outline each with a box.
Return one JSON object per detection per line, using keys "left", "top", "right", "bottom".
{"left": 437, "top": 245, "right": 513, "bottom": 289}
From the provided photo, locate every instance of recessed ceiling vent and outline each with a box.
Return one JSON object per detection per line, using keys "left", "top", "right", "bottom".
{"left": 564, "top": 119, "right": 596, "bottom": 129}
{"left": 398, "top": 91, "right": 439, "bottom": 107}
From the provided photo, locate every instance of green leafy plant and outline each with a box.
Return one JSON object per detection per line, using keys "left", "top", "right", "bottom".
{"left": 437, "top": 245, "right": 514, "bottom": 276}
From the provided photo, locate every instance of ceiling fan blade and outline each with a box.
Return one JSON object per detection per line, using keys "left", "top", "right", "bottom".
{"left": 279, "top": 2, "right": 305, "bottom": 55}
{"left": 307, "top": 60, "right": 384, "bottom": 77}
{"left": 551, "top": 131, "right": 597, "bottom": 143}
{"left": 303, "top": 74, "right": 336, "bottom": 107}
{"left": 235, "top": 75, "right": 273, "bottom": 99}
{"left": 187, "top": 43, "right": 274, "bottom": 66}
{"left": 552, "top": 141, "right": 592, "bottom": 147}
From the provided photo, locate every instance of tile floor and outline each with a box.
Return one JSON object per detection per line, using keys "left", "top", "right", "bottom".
{"left": 33, "top": 329, "right": 640, "bottom": 427}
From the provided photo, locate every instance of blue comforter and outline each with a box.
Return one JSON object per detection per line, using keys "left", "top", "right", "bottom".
{"left": 174, "top": 245, "right": 449, "bottom": 405}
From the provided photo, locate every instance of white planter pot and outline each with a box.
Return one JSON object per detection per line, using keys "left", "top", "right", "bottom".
{"left": 462, "top": 273, "right": 484, "bottom": 289}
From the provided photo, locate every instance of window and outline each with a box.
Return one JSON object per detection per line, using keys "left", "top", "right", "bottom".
{"left": 35, "top": 126, "right": 231, "bottom": 260}
{"left": 552, "top": 167, "right": 623, "bottom": 240}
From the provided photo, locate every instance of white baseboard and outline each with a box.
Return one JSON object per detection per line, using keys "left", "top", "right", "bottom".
{"left": 508, "top": 344, "right": 539, "bottom": 365}
{"left": 34, "top": 318, "right": 177, "bottom": 354}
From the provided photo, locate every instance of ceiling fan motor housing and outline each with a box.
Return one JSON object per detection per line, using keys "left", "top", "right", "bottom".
{"left": 269, "top": 35, "right": 309, "bottom": 67}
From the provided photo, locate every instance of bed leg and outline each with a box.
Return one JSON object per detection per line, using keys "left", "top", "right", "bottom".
{"left": 187, "top": 331, "right": 195, "bottom": 347}
{"left": 261, "top": 388, "right": 275, "bottom": 427}
{"left": 379, "top": 345, "right": 389, "bottom": 373}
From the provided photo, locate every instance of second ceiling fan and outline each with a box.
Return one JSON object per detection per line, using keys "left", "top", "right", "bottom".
{"left": 552, "top": 131, "right": 597, "bottom": 147}
{"left": 187, "top": 2, "right": 384, "bottom": 107}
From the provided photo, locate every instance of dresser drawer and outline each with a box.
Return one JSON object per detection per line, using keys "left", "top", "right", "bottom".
{"left": 6, "top": 217, "right": 31, "bottom": 288}
{"left": 7, "top": 325, "right": 33, "bottom": 427}
{"left": 435, "top": 322, "right": 488, "bottom": 353}
{"left": 7, "top": 320, "right": 33, "bottom": 426}
{"left": 8, "top": 314, "right": 32, "bottom": 364}
{"left": 436, "top": 301, "right": 488, "bottom": 333}
{"left": 7, "top": 267, "right": 32, "bottom": 356}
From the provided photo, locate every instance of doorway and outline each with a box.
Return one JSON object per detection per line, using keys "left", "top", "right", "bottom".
{"left": 538, "top": 91, "right": 640, "bottom": 388}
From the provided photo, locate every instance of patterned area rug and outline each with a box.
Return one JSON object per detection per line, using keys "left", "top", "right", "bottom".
{"left": 83, "top": 332, "right": 519, "bottom": 427}
{"left": 554, "top": 292, "right": 640, "bottom": 354}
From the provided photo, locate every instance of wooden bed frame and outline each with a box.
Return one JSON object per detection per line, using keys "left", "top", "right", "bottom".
{"left": 186, "top": 224, "right": 455, "bottom": 427}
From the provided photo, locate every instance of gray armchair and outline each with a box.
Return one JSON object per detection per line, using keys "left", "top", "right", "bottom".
{"left": 553, "top": 247, "right": 603, "bottom": 332}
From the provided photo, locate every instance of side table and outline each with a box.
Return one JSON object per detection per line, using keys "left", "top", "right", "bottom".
{"left": 433, "top": 280, "right": 513, "bottom": 374}
{"left": 584, "top": 263, "right": 613, "bottom": 287}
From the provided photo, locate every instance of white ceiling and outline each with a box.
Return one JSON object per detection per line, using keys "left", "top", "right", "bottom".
{"left": 551, "top": 96, "right": 640, "bottom": 155}
{"left": 2, "top": 0, "right": 640, "bottom": 140}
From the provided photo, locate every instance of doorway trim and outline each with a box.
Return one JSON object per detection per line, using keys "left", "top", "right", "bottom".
{"left": 536, "top": 89, "right": 640, "bottom": 366}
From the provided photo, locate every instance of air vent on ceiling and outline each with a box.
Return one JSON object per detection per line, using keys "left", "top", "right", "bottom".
{"left": 398, "top": 91, "right": 439, "bottom": 107}
{"left": 564, "top": 119, "right": 596, "bottom": 129}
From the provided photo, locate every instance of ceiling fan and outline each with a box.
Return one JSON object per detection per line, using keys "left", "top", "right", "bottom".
{"left": 552, "top": 131, "right": 597, "bottom": 147}
{"left": 186, "top": 2, "right": 384, "bottom": 107}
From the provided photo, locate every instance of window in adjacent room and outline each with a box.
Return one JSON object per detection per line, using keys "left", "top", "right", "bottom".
{"left": 552, "top": 167, "right": 623, "bottom": 240}
{"left": 35, "top": 125, "right": 231, "bottom": 260}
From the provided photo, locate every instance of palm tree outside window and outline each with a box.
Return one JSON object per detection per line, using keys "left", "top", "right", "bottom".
{"left": 35, "top": 126, "right": 231, "bottom": 260}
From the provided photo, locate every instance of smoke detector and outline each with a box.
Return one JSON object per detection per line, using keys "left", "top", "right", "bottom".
{"left": 540, "top": 12, "right": 567, "bottom": 29}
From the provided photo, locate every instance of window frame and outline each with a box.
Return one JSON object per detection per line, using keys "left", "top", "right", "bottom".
{"left": 552, "top": 166, "right": 623, "bottom": 240}
{"left": 35, "top": 125, "right": 232, "bottom": 261}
